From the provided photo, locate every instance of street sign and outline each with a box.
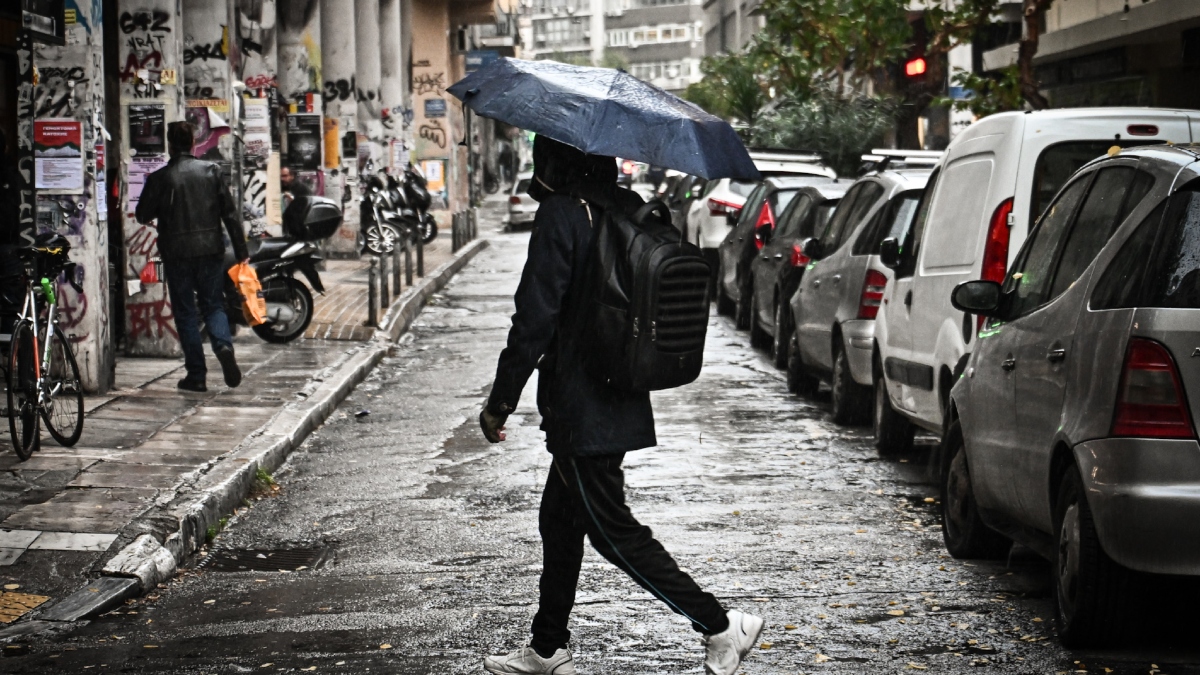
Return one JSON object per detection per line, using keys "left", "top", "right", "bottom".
{"left": 424, "top": 98, "right": 447, "bottom": 119}
{"left": 465, "top": 50, "right": 499, "bottom": 73}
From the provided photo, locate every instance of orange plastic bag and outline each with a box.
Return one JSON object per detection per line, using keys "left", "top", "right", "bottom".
{"left": 227, "top": 261, "right": 267, "bottom": 326}
{"left": 139, "top": 260, "right": 159, "bottom": 285}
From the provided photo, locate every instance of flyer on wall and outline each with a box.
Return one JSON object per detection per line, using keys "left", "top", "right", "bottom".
{"left": 126, "top": 156, "right": 169, "bottom": 216}
{"left": 285, "top": 114, "right": 323, "bottom": 171}
{"left": 34, "top": 120, "right": 83, "bottom": 191}
{"left": 128, "top": 104, "right": 166, "bottom": 156}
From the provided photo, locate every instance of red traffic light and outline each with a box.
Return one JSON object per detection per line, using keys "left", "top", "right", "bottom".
{"left": 905, "top": 57, "right": 927, "bottom": 77}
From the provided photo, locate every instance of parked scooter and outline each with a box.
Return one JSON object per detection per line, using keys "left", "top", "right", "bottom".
{"left": 360, "top": 174, "right": 406, "bottom": 255}
{"left": 395, "top": 165, "right": 438, "bottom": 246}
{"left": 225, "top": 196, "right": 342, "bottom": 343}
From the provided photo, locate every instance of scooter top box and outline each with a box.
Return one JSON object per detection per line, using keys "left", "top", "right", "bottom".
{"left": 284, "top": 197, "right": 342, "bottom": 241}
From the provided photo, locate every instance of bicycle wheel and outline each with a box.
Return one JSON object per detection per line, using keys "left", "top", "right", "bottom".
{"left": 7, "top": 320, "right": 39, "bottom": 460}
{"left": 42, "top": 330, "right": 83, "bottom": 446}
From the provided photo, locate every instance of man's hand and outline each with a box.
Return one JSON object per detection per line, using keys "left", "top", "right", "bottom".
{"left": 480, "top": 407, "right": 509, "bottom": 443}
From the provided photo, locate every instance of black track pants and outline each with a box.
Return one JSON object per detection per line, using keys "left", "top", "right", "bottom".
{"left": 530, "top": 454, "right": 728, "bottom": 653}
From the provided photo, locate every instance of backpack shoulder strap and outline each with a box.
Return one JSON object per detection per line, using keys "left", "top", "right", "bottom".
{"left": 631, "top": 199, "right": 671, "bottom": 227}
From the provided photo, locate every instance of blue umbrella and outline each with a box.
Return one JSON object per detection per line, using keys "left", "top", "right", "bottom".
{"left": 447, "top": 58, "right": 760, "bottom": 180}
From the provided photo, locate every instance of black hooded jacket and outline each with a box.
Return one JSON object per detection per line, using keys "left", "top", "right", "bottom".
{"left": 487, "top": 137, "right": 655, "bottom": 457}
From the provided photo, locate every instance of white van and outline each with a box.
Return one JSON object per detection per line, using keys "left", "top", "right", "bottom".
{"left": 872, "top": 108, "right": 1200, "bottom": 453}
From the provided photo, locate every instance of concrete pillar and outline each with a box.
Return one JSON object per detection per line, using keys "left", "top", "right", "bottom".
{"left": 182, "top": 0, "right": 235, "bottom": 165}
{"left": 321, "top": 0, "right": 362, "bottom": 255}
{"left": 277, "top": 0, "right": 322, "bottom": 102}
{"left": 236, "top": 0, "right": 282, "bottom": 237}
{"left": 28, "top": 2, "right": 113, "bottom": 391}
{"left": 380, "top": 0, "right": 406, "bottom": 146}
{"left": 355, "top": 0, "right": 384, "bottom": 171}
{"left": 591, "top": 4, "right": 605, "bottom": 65}
{"left": 118, "top": 0, "right": 187, "bottom": 359}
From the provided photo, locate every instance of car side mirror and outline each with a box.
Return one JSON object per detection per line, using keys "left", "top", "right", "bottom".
{"left": 879, "top": 238, "right": 901, "bottom": 269}
{"left": 801, "top": 237, "right": 824, "bottom": 260}
{"left": 951, "top": 280, "right": 1003, "bottom": 316}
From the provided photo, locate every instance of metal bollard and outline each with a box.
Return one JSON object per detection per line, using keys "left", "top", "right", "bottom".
{"left": 380, "top": 253, "right": 390, "bottom": 307}
{"left": 392, "top": 244, "right": 402, "bottom": 291}
{"left": 417, "top": 222, "right": 425, "bottom": 277}
{"left": 366, "top": 258, "right": 378, "bottom": 327}
{"left": 451, "top": 212, "right": 459, "bottom": 252}
{"left": 404, "top": 235, "right": 413, "bottom": 286}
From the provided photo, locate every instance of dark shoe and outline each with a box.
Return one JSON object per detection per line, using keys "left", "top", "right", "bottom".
{"left": 216, "top": 346, "right": 242, "bottom": 388}
{"left": 177, "top": 378, "right": 207, "bottom": 393}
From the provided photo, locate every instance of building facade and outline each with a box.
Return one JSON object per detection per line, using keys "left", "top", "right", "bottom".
{"left": 702, "top": 0, "right": 762, "bottom": 56}
{"left": 0, "top": 0, "right": 503, "bottom": 394}
{"left": 606, "top": 0, "right": 705, "bottom": 93}
{"left": 981, "top": 0, "right": 1200, "bottom": 109}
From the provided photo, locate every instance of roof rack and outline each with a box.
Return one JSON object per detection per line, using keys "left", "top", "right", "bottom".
{"left": 749, "top": 150, "right": 824, "bottom": 164}
{"left": 860, "top": 148, "right": 944, "bottom": 172}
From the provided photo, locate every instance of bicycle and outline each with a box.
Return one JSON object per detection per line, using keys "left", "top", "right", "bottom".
{"left": 7, "top": 234, "right": 85, "bottom": 460}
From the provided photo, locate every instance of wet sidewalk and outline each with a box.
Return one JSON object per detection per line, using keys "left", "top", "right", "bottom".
{"left": 0, "top": 229, "right": 487, "bottom": 627}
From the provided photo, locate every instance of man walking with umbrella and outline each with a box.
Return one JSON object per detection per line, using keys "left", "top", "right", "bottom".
{"left": 478, "top": 135, "right": 763, "bottom": 675}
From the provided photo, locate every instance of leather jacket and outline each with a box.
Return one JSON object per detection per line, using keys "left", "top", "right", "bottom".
{"left": 135, "top": 154, "right": 249, "bottom": 261}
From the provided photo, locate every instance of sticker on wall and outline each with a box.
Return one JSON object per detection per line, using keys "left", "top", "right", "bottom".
{"left": 34, "top": 119, "right": 83, "bottom": 191}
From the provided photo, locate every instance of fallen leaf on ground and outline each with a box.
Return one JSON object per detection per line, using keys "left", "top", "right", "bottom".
{"left": 202, "top": 600, "right": 215, "bottom": 605}
{"left": 907, "top": 663, "right": 927, "bottom": 670}
{"left": 814, "top": 654, "right": 831, "bottom": 663}
{"left": 380, "top": 644, "right": 393, "bottom": 650}
{"left": 887, "top": 610, "right": 905, "bottom": 616}
{"left": 760, "top": 643, "right": 772, "bottom": 649}
{"left": 784, "top": 624, "right": 797, "bottom": 630}
{"left": 2, "top": 585, "right": 18, "bottom": 590}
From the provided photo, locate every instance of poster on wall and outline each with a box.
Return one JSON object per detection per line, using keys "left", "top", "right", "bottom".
{"left": 242, "top": 98, "right": 271, "bottom": 169}
{"left": 185, "top": 107, "right": 231, "bottom": 161}
{"left": 34, "top": 119, "right": 83, "bottom": 191}
{"left": 419, "top": 159, "right": 448, "bottom": 210}
{"left": 285, "top": 114, "right": 322, "bottom": 170}
{"left": 128, "top": 104, "right": 165, "bottom": 156}
{"left": 126, "top": 155, "right": 169, "bottom": 216}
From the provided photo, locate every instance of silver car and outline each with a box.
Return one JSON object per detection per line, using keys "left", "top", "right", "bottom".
{"left": 787, "top": 169, "right": 930, "bottom": 424}
{"left": 945, "top": 144, "right": 1200, "bottom": 647}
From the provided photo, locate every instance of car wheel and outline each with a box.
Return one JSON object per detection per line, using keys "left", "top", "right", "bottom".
{"left": 771, "top": 301, "right": 790, "bottom": 370}
{"left": 831, "top": 342, "right": 870, "bottom": 425}
{"left": 1053, "top": 466, "right": 1134, "bottom": 648}
{"left": 734, "top": 282, "right": 752, "bottom": 330}
{"left": 716, "top": 260, "right": 735, "bottom": 316}
{"left": 787, "top": 334, "right": 819, "bottom": 396}
{"left": 750, "top": 295, "right": 770, "bottom": 349}
{"left": 940, "top": 420, "right": 1011, "bottom": 559}
{"left": 874, "top": 368, "right": 913, "bottom": 455}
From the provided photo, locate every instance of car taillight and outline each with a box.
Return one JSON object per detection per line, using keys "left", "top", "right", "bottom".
{"left": 790, "top": 243, "right": 810, "bottom": 268}
{"left": 1112, "top": 338, "right": 1195, "bottom": 439}
{"left": 708, "top": 198, "right": 741, "bottom": 216}
{"left": 978, "top": 197, "right": 1014, "bottom": 329}
{"left": 858, "top": 269, "right": 887, "bottom": 319}
{"left": 509, "top": 195, "right": 522, "bottom": 205}
{"left": 753, "top": 202, "right": 774, "bottom": 250}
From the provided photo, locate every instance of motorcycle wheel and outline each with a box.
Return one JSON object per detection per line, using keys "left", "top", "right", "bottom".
{"left": 364, "top": 222, "right": 402, "bottom": 254}
{"left": 252, "top": 278, "right": 314, "bottom": 344}
{"left": 410, "top": 214, "right": 438, "bottom": 245}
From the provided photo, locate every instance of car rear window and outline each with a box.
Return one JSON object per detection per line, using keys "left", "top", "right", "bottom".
{"left": 770, "top": 189, "right": 798, "bottom": 218}
{"left": 1030, "top": 141, "right": 1154, "bottom": 227}
{"left": 1127, "top": 185, "right": 1200, "bottom": 308}
{"left": 729, "top": 181, "right": 757, "bottom": 198}
{"left": 853, "top": 190, "right": 922, "bottom": 256}
{"left": 516, "top": 179, "right": 531, "bottom": 194}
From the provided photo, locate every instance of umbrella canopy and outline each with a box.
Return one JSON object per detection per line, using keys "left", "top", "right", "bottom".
{"left": 447, "top": 58, "right": 759, "bottom": 180}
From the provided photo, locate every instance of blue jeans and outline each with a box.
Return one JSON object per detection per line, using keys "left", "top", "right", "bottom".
{"left": 164, "top": 254, "right": 232, "bottom": 381}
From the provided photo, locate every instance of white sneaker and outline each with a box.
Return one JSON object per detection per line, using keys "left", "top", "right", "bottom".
{"left": 483, "top": 646, "right": 578, "bottom": 675}
{"left": 702, "top": 610, "right": 765, "bottom": 675}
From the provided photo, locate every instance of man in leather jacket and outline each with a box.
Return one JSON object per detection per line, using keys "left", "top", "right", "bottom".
{"left": 136, "top": 121, "right": 249, "bottom": 392}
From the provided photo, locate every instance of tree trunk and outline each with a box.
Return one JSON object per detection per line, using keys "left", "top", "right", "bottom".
{"left": 1019, "top": 0, "right": 1052, "bottom": 110}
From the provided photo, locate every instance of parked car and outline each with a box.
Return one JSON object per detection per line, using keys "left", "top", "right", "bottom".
{"left": 788, "top": 167, "right": 932, "bottom": 423}
{"left": 507, "top": 172, "right": 536, "bottom": 231}
{"left": 874, "top": 108, "right": 1200, "bottom": 455}
{"left": 746, "top": 182, "right": 848, "bottom": 368}
{"left": 941, "top": 143, "right": 1200, "bottom": 647}
{"left": 667, "top": 175, "right": 706, "bottom": 238}
{"left": 716, "top": 175, "right": 833, "bottom": 329}
{"left": 686, "top": 152, "right": 835, "bottom": 272}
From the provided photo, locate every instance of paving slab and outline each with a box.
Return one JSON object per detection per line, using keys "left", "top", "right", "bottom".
{"left": 27, "top": 532, "right": 118, "bottom": 552}
{"left": 0, "top": 549, "right": 21, "bottom": 566}
{"left": 67, "top": 462, "right": 191, "bottom": 490}
{"left": 0, "top": 530, "right": 41, "bottom": 549}
{"left": 1, "top": 488, "right": 157, "bottom": 533}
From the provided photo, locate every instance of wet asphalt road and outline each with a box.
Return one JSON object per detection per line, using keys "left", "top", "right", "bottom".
{"left": 7, "top": 209, "right": 1200, "bottom": 673}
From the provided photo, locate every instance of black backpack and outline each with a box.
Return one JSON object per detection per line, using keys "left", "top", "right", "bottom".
{"left": 581, "top": 198, "right": 712, "bottom": 392}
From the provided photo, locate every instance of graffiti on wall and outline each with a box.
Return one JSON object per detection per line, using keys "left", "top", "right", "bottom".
{"left": 277, "top": 0, "right": 320, "bottom": 98}
{"left": 128, "top": 298, "right": 178, "bottom": 341}
{"left": 419, "top": 120, "right": 446, "bottom": 149}
{"left": 35, "top": 66, "right": 88, "bottom": 118}
{"left": 413, "top": 72, "right": 445, "bottom": 96}
{"left": 118, "top": 8, "right": 172, "bottom": 89}
{"left": 243, "top": 169, "right": 269, "bottom": 237}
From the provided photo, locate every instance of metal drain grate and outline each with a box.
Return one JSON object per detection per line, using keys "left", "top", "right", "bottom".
{"left": 198, "top": 546, "right": 334, "bottom": 572}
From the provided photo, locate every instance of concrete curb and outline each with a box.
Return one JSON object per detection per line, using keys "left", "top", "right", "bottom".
{"left": 4, "top": 237, "right": 491, "bottom": 635}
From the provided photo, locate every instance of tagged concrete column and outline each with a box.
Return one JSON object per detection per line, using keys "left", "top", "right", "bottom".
{"left": 355, "top": 0, "right": 384, "bottom": 157}
{"left": 321, "top": 0, "right": 361, "bottom": 255}
{"left": 30, "top": 2, "right": 113, "bottom": 391}
{"left": 277, "top": 0, "right": 322, "bottom": 103}
{"left": 379, "top": 0, "right": 406, "bottom": 152}
{"left": 119, "top": 0, "right": 187, "bottom": 359}
{"left": 237, "top": 0, "right": 282, "bottom": 236}
{"left": 182, "top": 0, "right": 235, "bottom": 165}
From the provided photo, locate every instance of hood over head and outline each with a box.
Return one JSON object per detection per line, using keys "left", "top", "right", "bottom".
{"left": 528, "top": 135, "right": 617, "bottom": 203}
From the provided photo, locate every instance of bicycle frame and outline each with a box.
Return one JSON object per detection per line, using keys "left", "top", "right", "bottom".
{"left": 16, "top": 279, "right": 60, "bottom": 406}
